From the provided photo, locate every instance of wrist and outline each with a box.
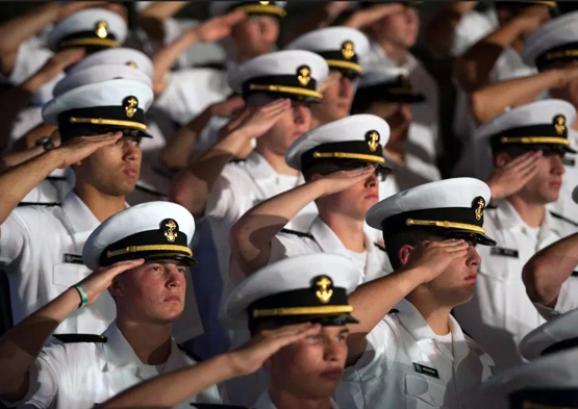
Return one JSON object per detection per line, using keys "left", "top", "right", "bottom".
{"left": 221, "top": 350, "right": 249, "bottom": 377}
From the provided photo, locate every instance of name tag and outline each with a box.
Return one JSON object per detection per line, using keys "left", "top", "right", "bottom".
{"left": 490, "top": 247, "right": 519, "bottom": 258}
{"left": 563, "top": 157, "right": 576, "bottom": 167}
{"left": 413, "top": 363, "right": 439, "bottom": 379}
{"left": 63, "top": 254, "right": 84, "bottom": 264}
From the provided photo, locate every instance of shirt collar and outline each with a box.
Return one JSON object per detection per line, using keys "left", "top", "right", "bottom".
{"left": 394, "top": 299, "right": 466, "bottom": 345}
{"left": 246, "top": 151, "right": 303, "bottom": 184}
{"left": 493, "top": 199, "right": 561, "bottom": 235}
{"left": 61, "top": 191, "right": 100, "bottom": 233}
{"left": 102, "top": 322, "right": 182, "bottom": 374}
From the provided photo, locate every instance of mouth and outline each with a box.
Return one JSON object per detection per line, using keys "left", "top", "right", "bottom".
{"left": 164, "top": 295, "right": 181, "bottom": 303}
{"left": 464, "top": 274, "right": 477, "bottom": 283}
{"left": 320, "top": 368, "right": 343, "bottom": 380}
{"left": 123, "top": 167, "right": 138, "bottom": 179}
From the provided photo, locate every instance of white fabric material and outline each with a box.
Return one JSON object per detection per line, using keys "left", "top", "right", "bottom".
{"left": 285, "top": 26, "right": 370, "bottom": 57}
{"left": 16, "top": 322, "right": 220, "bottom": 409}
{"left": 269, "top": 216, "right": 392, "bottom": 285}
{"left": 451, "top": 8, "right": 497, "bottom": 57}
{"left": 154, "top": 68, "right": 232, "bottom": 125}
{"left": 454, "top": 199, "right": 578, "bottom": 371}
{"left": 0, "top": 192, "right": 115, "bottom": 334}
{"left": 254, "top": 391, "right": 341, "bottom": 409}
{"left": 206, "top": 151, "right": 317, "bottom": 296}
{"left": 337, "top": 299, "right": 494, "bottom": 409}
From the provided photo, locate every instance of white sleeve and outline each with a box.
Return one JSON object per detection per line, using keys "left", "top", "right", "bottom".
{"left": 16, "top": 345, "right": 64, "bottom": 409}
{"left": 535, "top": 276, "right": 578, "bottom": 320}
{"left": 0, "top": 210, "right": 30, "bottom": 269}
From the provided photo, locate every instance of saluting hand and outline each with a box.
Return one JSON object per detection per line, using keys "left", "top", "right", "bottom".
{"left": 314, "top": 166, "right": 377, "bottom": 197}
{"left": 76, "top": 259, "right": 145, "bottom": 305}
{"left": 403, "top": 239, "right": 470, "bottom": 284}
{"left": 194, "top": 9, "right": 247, "bottom": 43}
{"left": 487, "top": 151, "right": 542, "bottom": 199}
{"left": 232, "top": 99, "right": 291, "bottom": 140}
{"left": 226, "top": 323, "right": 322, "bottom": 376}
{"left": 55, "top": 131, "right": 123, "bottom": 168}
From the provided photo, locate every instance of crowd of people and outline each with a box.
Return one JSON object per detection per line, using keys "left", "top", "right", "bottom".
{"left": 0, "top": 1, "right": 577, "bottom": 408}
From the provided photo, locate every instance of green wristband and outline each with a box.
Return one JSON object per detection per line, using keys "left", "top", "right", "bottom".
{"left": 72, "top": 284, "right": 88, "bottom": 308}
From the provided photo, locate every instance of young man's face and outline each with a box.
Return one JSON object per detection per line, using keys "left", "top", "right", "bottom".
{"left": 370, "top": 5, "right": 419, "bottom": 49}
{"left": 312, "top": 71, "right": 356, "bottom": 125}
{"left": 112, "top": 260, "right": 187, "bottom": 324}
{"left": 232, "top": 15, "right": 280, "bottom": 60}
{"left": 268, "top": 325, "right": 349, "bottom": 399}
{"left": 316, "top": 168, "right": 380, "bottom": 220}
{"left": 259, "top": 100, "right": 312, "bottom": 155}
{"left": 75, "top": 136, "right": 142, "bottom": 196}
{"left": 425, "top": 240, "right": 481, "bottom": 306}
{"left": 496, "top": 150, "right": 565, "bottom": 204}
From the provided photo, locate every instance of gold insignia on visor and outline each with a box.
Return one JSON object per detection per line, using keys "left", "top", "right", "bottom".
{"left": 123, "top": 96, "right": 139, "bottom": 118}
{"left": 473, "top": 197, "right": 486, "bottom": 222}
{"left": 297, "top": 65, "right": 311, "bottom": 87}
{"left": 554, "top": 114, "right": 566, "bottom": 135}
{"left": 366, "top": 130, "right": 380, "bottom": 152}
{"left": 161, "top": 219, "right": 178, "bottom": 242}
{"left": 125, "top": 60, "right": 138, "bottom": 69}
{"left": 314, "top": 275, "right": 334, "bottom": 304}
{"left": 341, "top": 40, "right": 355, "bottom": 60}
{"left": 95, "top": 20, "right": 109, "bottom": 39}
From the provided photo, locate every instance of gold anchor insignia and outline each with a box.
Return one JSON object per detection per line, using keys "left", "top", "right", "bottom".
{"left": 366, "top": 130, "right": 380, "bottom": 152}
{"left": 297, "top": 65, "right": 311, "bottom": 87}
{"left": 341, "top": 40, "right": 355, "bottom": 60}
{"left": 161, "top": 219, "right": 178, "bottom": 242}
{"left": 554, "top": 114, "right": 566, "bottom": 135}
{"left": 125, "top": 60, "right": 138, "bottom": 69}
{"left": 123, "top": 96, "right": 139, "bottom": 118}
{"left": 474, "top": 197, "right": 486, "bottom": 222}
{"left": 95, "top": 20, "right": 109, "bottom": 39}
{"left": 315, "top": 276, "right": 334, "bottom": 304}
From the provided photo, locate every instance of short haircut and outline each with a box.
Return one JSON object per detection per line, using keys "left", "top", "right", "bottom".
{"left": 384, "top": 229, "right": 438, "bottom": 270}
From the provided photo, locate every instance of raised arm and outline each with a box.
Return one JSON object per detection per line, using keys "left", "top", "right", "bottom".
{"left": 523, "top": 233, "right": 578, "bottom": 308}
{"left": 159, "top": 95, "right": 244, "bottom": 171}
{"left": 100, "top": 323, "right": 320, "bottom": 409}
{"left": 0, "top": 259, "right": 144, "bottom": 402}
{"left": 170, "top": 99, "right": 289, "bottom": 217}
{"left": 0, "top": 132, "right": 121, "bottom": 224}
{"left": 455, "top": 5, "right": 548, "bottom": 92}
{"left": 230, "top": 167, "right": 375, "bottom": 276}
{"left": 152, "top": 10, "right": 246, "bottom": 94}
{"left": 346, "top": 240, "right": 469, "bottom": 363}
{"left": 469, "top": 67, "right": 578, "bottom": 124}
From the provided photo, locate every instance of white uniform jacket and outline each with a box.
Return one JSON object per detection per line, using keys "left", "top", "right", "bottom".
{"left": 0, "top": 191, "right": 115, "bottom": 334}
{"left": 270, "top": 215, "right": 392, "bottom": 284}
{"left": 15, "top": 323, "right": 221, "bottom": 409}
{"left": 338, "top": 299, "right": 494, "bottom": 409}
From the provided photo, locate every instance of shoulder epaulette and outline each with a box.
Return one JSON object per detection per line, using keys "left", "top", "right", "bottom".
{"left": 52, "top": 333, "right": 107, "bottom": 343}
{"left": 46, "top": 176, "right": 67, "bottom": 182}
{"left": 387, "top": 308, "right": 399, "bottom": 315}
{"left": 374, "top": 242, "right": 386, "bottom": 252}
{"left": 134, "top": 184, "right": 167, "bottom": 199}
{"left": 485, "top": 202, "right": 498, "bottom": 210}
{"left": 190, "top": 404, "right": 250, "bottom": 408}
{"left": 280, "top": 228, "right": 315, "bottom": 240}
{"left": 571, "top": 271, "right": 578, "bottom": 277}
{"left": 230, "top": 158, "right": 247, "bottom": 164}
{"left": 17, "top": 202, "right": 61, "bottom": 207}
{"left": 549, "top": 211, "right": 578, "bottom": 228}
{"left": 178, "top": 344, "right": 204, "bottom": 362}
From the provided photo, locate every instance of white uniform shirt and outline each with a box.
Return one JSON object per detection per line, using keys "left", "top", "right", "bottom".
{"left": 206, "top": 151, "right": 317, "bottom": 293}
{"left": 0, "top": 191, "right": 115, "bottom": 334}
{"left": 453, "top": 200, "right": 578, "bottom": 370}
{"left": 18, "top": 322, "right": 221, "bottom": 409}
{"left": 364, "top": 42, "right": 441, "bottom": 182}
{"left": 154, "top": 67, "right": 231, "bottom": 126}
{"left": 254, "top": 391, "right": 340, "bottom": 409}
{"left": 337, "top": 299, "right": 494, "bottom": 409}
{"left": 269, "top": 216, "right": 392, "bottom": 284}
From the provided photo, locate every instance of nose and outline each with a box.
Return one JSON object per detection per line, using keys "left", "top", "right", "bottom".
{"left": 339, "top": 76, "right": 354, "bottom": 99}
{"left": 400, "top": 104, "right": 413, "bottom": 124}
{"left": 323, "top": 337, "right": 341, "bottom": 362}
{"left": 550, "top": 154, "right": 565, "bottom": 175}
{"left": 466, "top": 245, "right": 481, "bottom": 268}
{"left": 123, "top": 138, "right": 141, "bottom": 161}
{"left": 165, "top": 264, "right": 185, "bottom": 288}
{"left": 365, "top": 170, "right": 378, "bottom": 187}
{"left": 292, "top": 104, "right": 312, "bottom": 131}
